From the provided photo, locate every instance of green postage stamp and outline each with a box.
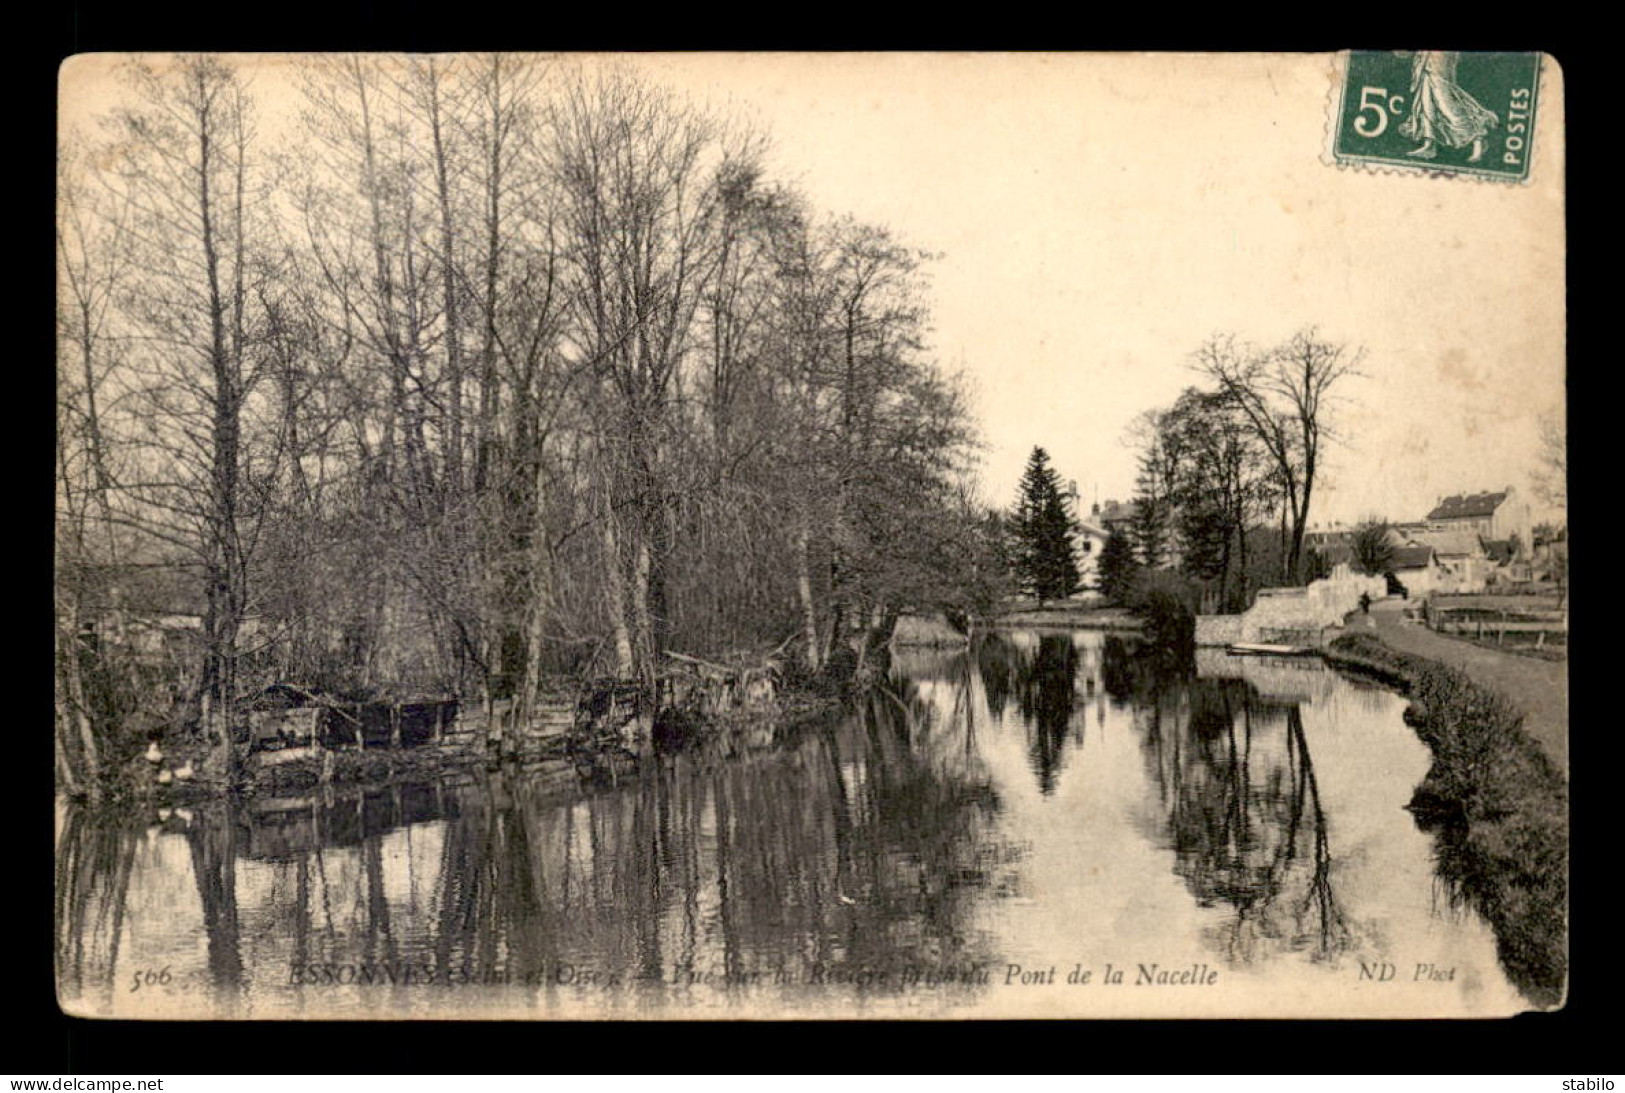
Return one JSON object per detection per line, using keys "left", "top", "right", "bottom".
{"left": 1330, "top": 51, "right": 1543, "bottom": 181}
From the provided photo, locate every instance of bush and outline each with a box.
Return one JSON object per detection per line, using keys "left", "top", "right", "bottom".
{"left": 1323, "top": 630, "right": 1568, "bottom": 1006}
{"left": 1130, "top": 569, "right": 1199, "bottom": 652}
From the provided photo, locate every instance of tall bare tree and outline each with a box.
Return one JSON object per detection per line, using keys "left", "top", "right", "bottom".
{"left": 550, "top": 67, "right": 764, "bottom": 687}
{"left": 1193, "top": 328, "right": 1361, "bottom": 583}
{"left": 99, "top": 55, "right": 272, "bottom": 767}
{"left": 58, "top": 53, "right": 1006, "bottom": 784}
{"left": 1534, "top": 411, "right": 1566, "bottom": 509}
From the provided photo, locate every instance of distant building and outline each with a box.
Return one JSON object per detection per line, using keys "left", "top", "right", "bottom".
{"left": 1388, "top": 544, "right": 1444, "bottom": 598}
{"left": 1095, "top": 498, "right": 1138, "bottom": 536}
{"left": 1304, "top": 523, "right": 1489, "bottom": 593}
{"left": 1090, "top": 497, "right": 1181, "bottom": 568}
{"left": 1401, "top": 528, "right": 1490, "bottom": 593}
{"left": 1424, "top": 487, "right": 1534, "bottom": 558}
{"left": 1074, "top": 516, "right": 1111, "bottom": 590}
{"left": 1303, "top": 488, "right": 1536, "bottom": 596}
{"left": 1062, "top": 482, "right": 1113, "bottom": 593}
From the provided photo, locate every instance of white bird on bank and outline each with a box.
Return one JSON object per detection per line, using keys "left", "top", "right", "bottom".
{"left": 174, "top": 760, "right": 195, "bottom": 782}
{"left": 145, "top": 741, "right": 164, "bottom": 764}
{"left": 156, "top": 768, "right": 173, "bottom": 786}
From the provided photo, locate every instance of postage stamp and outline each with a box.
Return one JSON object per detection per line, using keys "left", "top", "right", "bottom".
{"left": 1329, "top": 51, "right": 1543, "bottom": 181}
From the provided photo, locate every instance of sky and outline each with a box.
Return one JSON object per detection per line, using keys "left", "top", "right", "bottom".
{"left": 60, "top": 52, "right": 1567, "bottom": 528}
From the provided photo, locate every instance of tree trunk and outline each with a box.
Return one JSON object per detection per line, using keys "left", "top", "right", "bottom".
{"left": 428, "top": 66, "right": 465, "bottom": 500}
{"left": 796, "top": 525, "right": 821, "bottom": 672}
{"left": 55, "top": 612, "right": 103, "bottom": 798}
{"left": 631, "top": 535, "right": 656, "bottom": 689}
{"left": 518, "top": 459, "right": 554, "bottom": 728}
{"left": 55, "top": 730, "right": 81, "bottom": 800}
{"left": 603, "top": 508, "right": 635, "bottom": 678}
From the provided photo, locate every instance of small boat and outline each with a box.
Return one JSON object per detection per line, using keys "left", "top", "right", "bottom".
{"left": 1226, "top": 642, "right": 1314, "bottom": 657}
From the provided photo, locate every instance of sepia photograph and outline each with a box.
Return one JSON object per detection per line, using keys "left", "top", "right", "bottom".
{"left": 54, "top": 50, "right": 1566, "bottom": 1021}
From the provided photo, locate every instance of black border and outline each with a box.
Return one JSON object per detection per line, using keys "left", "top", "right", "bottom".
{"left": 32, "top": 9, "right": 1605, "bottom": 1076}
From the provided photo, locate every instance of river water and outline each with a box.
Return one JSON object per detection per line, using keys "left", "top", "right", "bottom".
{"left": 56, "top": 630, "right": 1532, "bottom": 1019}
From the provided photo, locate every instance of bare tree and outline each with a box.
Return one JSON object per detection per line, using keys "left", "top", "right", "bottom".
{"left": 1148, "top": 388, "right": 1278, "bottom": 610}
{"left": 549, "top": 67, "right": 764, "bottom": 688}
{"left": 1534, "top": 411, "right": 1566, "bottom": 509}
{"left": 58, "top": 52, "right": 1005, "bottom": 778}
{"left": 1193, "top": 329, "right": 1362, "bottom": 583}
{"left": 1351, "top": 517, "right": 1396, "bottom": 577}
{"left": 56, "top": 138, "right": 140, "bottom": 796}
{"left": 99, "top": 55, "right": 273, "bottom": 768}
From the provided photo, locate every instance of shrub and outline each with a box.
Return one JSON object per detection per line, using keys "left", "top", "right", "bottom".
{"left": 1130, "top": 569, "right": 1199, "bottom": 652}
{"left": 1324, "top": 629, "right": 1568, "bottom": 1006}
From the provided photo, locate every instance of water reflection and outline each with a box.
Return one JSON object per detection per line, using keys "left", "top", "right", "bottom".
{"left": 1143, "top": 681, "right": 1351, "bottom": 965}
{"left": 975, "top": 634, "right": 1079, "bottom": 794}
{"left": 57, "top": 631, "right": 1536, "bottom": 1018}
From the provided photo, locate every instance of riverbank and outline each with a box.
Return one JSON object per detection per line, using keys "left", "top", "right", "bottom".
{"left": 109, "top": 674, "right": 851, "bottom": 804}
{"left": 990, "top": 604, "right": 1143, "bottom": 630}
{"left": 1353, "top": 598, "right": 1567, "bottom": 769}
{"left": 1323, "top": 628, "right": 1567, "bottom": 1008}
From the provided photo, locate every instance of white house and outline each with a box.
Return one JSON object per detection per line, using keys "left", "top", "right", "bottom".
{"left": 1075, "top": 517, "right": 1111, "bottom": 591}
{"left": 1388, "top": 544, "right": 1445, "bottom": 598}
{"left": 1425, "top": 487, "right": 1534, "bottom": 558}
{"left": 1399, "top": 528, "right": 1490, "bottom": 593}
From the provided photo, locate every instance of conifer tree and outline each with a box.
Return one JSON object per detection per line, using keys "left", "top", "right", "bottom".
{"left": 1011, "top": 447, "right": 1081, "bottom": 603}
{"left": 1131, "top": 494, "right": 1170, "bottom": 569}
{"left": 1097, "top": 526, "right": 1140, "bottom": 606}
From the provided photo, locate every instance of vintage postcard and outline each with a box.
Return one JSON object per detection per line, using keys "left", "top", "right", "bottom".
{"left": 55, "top": 51, "right": 1566, "bottom": 1020}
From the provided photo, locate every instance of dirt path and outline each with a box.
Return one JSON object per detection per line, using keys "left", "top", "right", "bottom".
{"left": 1354, "top": 598, "right": 1568, "bottom": 770}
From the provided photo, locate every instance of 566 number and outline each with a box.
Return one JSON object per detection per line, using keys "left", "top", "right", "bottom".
{"left": 1353, "top": 86, "right": 1406, "bottom": 138}
{"left": 130, "top": 966, "right": 173, "bottom": 992}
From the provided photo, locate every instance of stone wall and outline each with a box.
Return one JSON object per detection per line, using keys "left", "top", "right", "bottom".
{"left": 1195, "top": 566, "right": 1387, "bottom": 646}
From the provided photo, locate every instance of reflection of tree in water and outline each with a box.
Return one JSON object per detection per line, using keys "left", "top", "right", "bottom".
{"left": 1101, "top": 634, "right": 1139, "bottom": 703}
{"left": 976, "top": 633, "right": 1079, "bottom": 794}
{"left": 342, "top": 683, "right": 1000, "bottom": 1004}
{"left": 56, "top": 798, "right": 247, "bottom": 1015}
{"left": 55, "top": 804, "right": 141, "bottom": 1013}
{"left": 974, "top": 634, "right": 1018, "bottom": 721}
{"left": 1424, "top": 801, "right": 1567, "bottom": 1009}
{"left": 1101, "top": 634, "right": 1195, "bottom": 704}
{"left": 1140, "top": 675, "right": 1354, "bottom": 966}
{"left": 60, "top": 712, "right": 1000, "bottom": 1013}
{"left": 184, "top": 801, "right": 244, "bottom": 1007}
{"left": 1017, "top": 636, "right": 1079, "bottom": 794}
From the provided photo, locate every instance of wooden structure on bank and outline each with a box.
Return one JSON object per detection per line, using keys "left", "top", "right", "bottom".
{"left": 1424, "top": 604, "right": 1568, "bottom": 648}
{"left": 246, "top": 684, "right": 462, "bottom": 754}
{"left": 244, "top": 649, "right": 784, "bottom": 774}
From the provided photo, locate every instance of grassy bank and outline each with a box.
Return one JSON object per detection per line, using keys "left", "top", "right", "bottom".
{"left": 1324, "top": 632, "right": 1567, "bottom": 1008}
{"left": 992, "top": 604, "right": 1144, "bottom": 629}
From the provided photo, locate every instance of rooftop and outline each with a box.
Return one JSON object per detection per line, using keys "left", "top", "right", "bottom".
{"left": 1390, "top": 545, "right": 1437, "bottom": 569}
{"left": 1427, "top": 491, "right": 1509, "bottom": 521}
{"left": 1402, "top": 528, "right": 1485, "bottom": 557}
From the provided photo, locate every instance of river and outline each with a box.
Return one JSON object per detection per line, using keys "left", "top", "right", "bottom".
{"left": 55, "top": 629, "right": 1532, "bottom": 1019}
